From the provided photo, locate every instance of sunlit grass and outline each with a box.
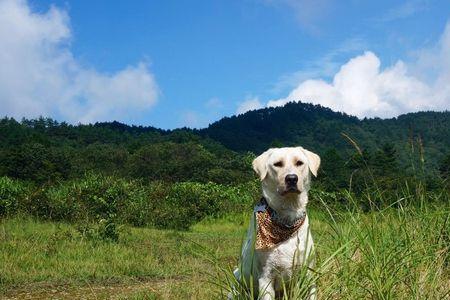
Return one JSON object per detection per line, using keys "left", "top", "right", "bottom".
{"left": 214, "top": 192, "right": 449, "bottom": 300}
{"left": 1, "top": 191, "right": 449, "bottom": 299}
{"left": 0, "top": 217, "right": 241, "bottom": 298}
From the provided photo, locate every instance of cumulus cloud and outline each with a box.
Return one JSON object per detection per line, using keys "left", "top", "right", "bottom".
{"left": 267, "top": 22, "right": 450, "bottom": 118}
{"left": 236, "top": 97, "right": 263, "bottom": 115}
{"left": 271, "top": 37, "right": 367, "bottom": 94}
{"left": 0, "top": 0, "right": 159, "bottom": 123}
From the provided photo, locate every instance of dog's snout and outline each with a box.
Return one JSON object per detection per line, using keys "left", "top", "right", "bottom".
{"left": 285, "top": 174, "right": 298, "bottom": 186}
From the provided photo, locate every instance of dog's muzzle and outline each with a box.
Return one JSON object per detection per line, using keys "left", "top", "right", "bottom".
{"left": 282, "top": 174, "right": 300, "bottom": 195}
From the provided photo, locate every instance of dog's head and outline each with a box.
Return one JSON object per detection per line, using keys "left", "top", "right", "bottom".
{"left": 252, "top": 147, "right": 320, "bottom": 198}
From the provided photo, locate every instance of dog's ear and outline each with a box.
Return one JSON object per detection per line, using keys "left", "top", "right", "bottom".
{"left": 252, "top": 149, "right": 273, "bottom": 181}
{"left": 299, "top": 147, "right": 321, "bottom": 177}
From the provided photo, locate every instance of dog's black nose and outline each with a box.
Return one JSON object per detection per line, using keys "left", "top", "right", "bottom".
{"left": 285, "top": 174, "right": 298, "bottom": 186}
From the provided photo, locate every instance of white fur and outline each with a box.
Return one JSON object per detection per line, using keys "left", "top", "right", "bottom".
{"left": 231, "top": 147, "right": 320, "bottom": 300}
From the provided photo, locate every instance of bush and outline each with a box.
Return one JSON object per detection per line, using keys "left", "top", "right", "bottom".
{"left": 39, "top": 174, "right": 134, "bottom": 221}
{"left": 153, "top": 181, "right": 258, "bottom": 230}
{"left": 43, "top": 175, "right": 259, "bottom": 231}
{"left": 76, "top": 217, "right": 121, "bottom": 242}
{"left": 42, "top": 174, "right": 147, "bottom": 241}
{"left": 3, "top": 173, "right": 260, "bottom": 231}
{"left": 19, "top": 174, "right": 169, "bottom": 229}
{"left": 120, "top": 181, "right": 168, "bottom": 227}
{"left": 0, "top": 176, "right": 28, "bottom": 216}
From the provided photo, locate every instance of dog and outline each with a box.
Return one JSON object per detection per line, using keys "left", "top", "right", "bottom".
{"left": 231, "top": 147, "right": 320, "bottom": 300}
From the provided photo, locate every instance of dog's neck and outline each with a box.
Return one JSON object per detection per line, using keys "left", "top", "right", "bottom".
{"left": 262, "top": 187, "right": 309, "bottom": 225}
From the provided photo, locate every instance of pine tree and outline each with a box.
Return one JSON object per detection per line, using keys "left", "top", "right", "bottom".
{"left": 439, "top": 153, "right": 450, "bottom": 180}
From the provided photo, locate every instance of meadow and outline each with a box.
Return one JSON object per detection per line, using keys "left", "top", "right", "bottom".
{"left": 1, "top": 176, "right": 449, "bottom": 299}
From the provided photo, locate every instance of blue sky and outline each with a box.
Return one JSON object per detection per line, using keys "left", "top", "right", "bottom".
{"left": 1, "top": 0, "right": 449, "bottom": 128}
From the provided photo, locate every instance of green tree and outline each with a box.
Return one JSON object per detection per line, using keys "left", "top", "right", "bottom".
{"left": 373, "top": 143, "right": 398, "bottom": 177}
{"left": 128, "top": 142, "right": 215, "bottom": 182}
{"left": 2, "top": 143, "right": 65, "bottom": 182}
{"left": 320, "top": 148, "right": 348, "bottom": 190}
{"left": 439, "top": 153, "right": 450, "bottom": 180}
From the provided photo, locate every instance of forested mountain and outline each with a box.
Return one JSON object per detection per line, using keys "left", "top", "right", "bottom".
{"left": 0, "top": 118, "right": 254, "bottom": 184}
{"left": 200, "top": 102, "right": 450, "bottom": 172}
{"left": 1, "top": 102, "right": 449, "bottom": 189}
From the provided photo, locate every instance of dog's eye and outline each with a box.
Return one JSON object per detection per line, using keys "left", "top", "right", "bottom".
{"left": 273, "top": 161, "right": 283, "bottom": 167}
{"left": 296, "top": 161, "right": 304, "bottom": 166}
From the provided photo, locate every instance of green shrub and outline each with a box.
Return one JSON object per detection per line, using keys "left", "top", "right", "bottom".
{"left": 19, "top": 185, "right": 51, "bottom": 219}
{"left": 154, "top": 181, "right": 258, "bottom": 230}
{"left": 44, "top": 173, "right": 140, "bottom": 241}
{"left": 76, "top": 216, "right": 121, "bottom": 242}
{"left": 3, "top": 173, "right": 260, "bottom": 231}
{"left": 29, "top": 174, "right": 169, "bottom": 229}
{"left": 36, "top": 173, "right": 134, "bottom": 222}
{"left": 120, "top": 181, "right": 168, "bottom": 227}
{"left": 0, "top": 176, "right": 28, "bottom": 216}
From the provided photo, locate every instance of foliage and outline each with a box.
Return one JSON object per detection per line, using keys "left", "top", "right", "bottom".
{"left": 201, "top": 102, "right": 450, "bottom": 174}
{"left": 2, "top": 174, "right": 259, "bottom": 231}
{"left": 155, "top": 180, "right": 258, "bottom": 230}
{"left": 128, "top": 142, "right": 215, "bottom": 182}
{"left": 0, "top": 176, "right": 29, "bottom": 216}
{"left": 1, "top": 105, "right": 450, "bottom": 190}
{"left": 439, "top": 152, "right": 450, "bottom": 181}
{"left": 0, "top": 117, "right": 255, "bottom": 184}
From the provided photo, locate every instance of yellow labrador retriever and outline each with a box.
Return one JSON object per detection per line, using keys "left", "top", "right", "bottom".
{"left": 231, "top": 147, "right": 320, "bottom": 300}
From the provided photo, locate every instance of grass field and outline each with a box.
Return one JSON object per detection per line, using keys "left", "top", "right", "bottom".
{"left": 1, "top": 198, "right": 449, "bottom": 299}
{"left": 0, "top": 214, "right": 245, "bottom": 299}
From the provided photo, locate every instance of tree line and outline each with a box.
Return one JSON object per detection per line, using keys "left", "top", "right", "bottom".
{"left": 1, "top": 114, "right": 449, "bottom": 236}
{"left": 0, "top": 117, "right": 254, "bottom": 184}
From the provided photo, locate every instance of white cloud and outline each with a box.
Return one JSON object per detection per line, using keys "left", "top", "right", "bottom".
{"left": 236, "top": 97, "right": 263, "bottom": 115}
{"left": 267, "top": 22, "right": 450, "bottom": 118}
{"left": 271, "top": 37, "right": 367, "bottom": 94}
{"left": 0, "top": 0, "right": 159, "bottom": 124}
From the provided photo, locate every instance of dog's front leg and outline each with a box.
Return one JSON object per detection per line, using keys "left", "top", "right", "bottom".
{"left": 307, "top": 284, "right": 317, "bottom": 300}
{"left": 258, "top": 277, "right": 275, "bottom": 300}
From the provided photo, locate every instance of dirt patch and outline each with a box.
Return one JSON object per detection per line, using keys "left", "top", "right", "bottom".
{"left": 1, "top": 277, "right": 185, "bottom": 300}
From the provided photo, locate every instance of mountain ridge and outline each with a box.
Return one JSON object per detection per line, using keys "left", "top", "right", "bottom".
{"left": 197, "top": 102, "right": 449, "bottom": 172}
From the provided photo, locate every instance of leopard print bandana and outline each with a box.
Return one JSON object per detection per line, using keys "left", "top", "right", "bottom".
{"left": 254, "top": 198, "right": 306, "bottom": 250}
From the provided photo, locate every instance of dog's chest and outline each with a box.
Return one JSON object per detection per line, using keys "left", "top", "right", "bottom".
{"left": 256, "top": 221, "right": 313, "bottom": 276}
{"left": 265, "top": 230, "right": 305, "bottom": 271}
